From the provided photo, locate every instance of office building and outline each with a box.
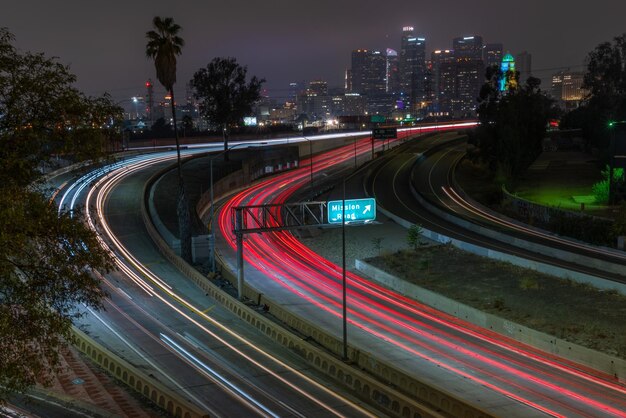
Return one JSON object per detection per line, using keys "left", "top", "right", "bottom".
{"left": 331, "top": 93, "right": 366, "bottom": 117}
{"left": 453, "top": 35, "right": 484, "bottom": 116}
{"left": 350, "top": 49, "right": 387, "bottom": 96}
{"left": 399, "top": 26, "right": 427, "bottom": 105}
{"left": 515, "top": 51, "right": 532, "bottom": 85}
{"left": 350, "top": 49, "right": 369, "bottom": 94}
{"left": 483, "top": 43, "right": 503, "bottom": 70}
{"left": 308, "top": 80, "right": 328, "bottom": 96}
{"left": 453, "top": 35, "right": 484, "bottom": 60}
{"left": 552, "top": 71, "right": 586, "bottom": 110}
{"left": 386, "top": 48, "right": 400, "bottom": 94}
{"left": 431, "top": 50, "right": 456, "bottom": 114}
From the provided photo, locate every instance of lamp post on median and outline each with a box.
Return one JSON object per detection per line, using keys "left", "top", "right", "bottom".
{"left": 341, "top": 176, "right": 348, "bottom": 360}
{"left": 608, "top": 121, "right": 626, "bottom": 206}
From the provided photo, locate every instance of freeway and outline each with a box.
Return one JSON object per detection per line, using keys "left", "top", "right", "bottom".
{"left": 212, "top": 132, "right": 626, "bottom": 417}
{"left": 409, "top": 142, "right": 626, "bottom": 282}
{"left": 369, "top": 138, "right": 626, "bottom": 286}
{"left": 52, "top": 148, "right": 379, "bottom": 417}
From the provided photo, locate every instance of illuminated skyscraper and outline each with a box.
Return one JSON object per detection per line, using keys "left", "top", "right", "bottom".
{"left": 350, "top": 49, "right": 369, "bottom": 94}
{"left": 364, "top": 50, "right": 387, "bottom": 95}
{"left": 350, "top": 49, "right": 386, "bottom": 95}
{"left": 431, "top": 50, "right": 456, "bottom": 114}
{"left": 453, "top": 35, "right": 483, "bottom": 60}
{"left": 386, "top": 48, "right": 400, "bottom": 94}
{"left": 453, "top": 35, "right": 484, "bottom": 116}
{"left": 399, "top": 26, "right": 427, "bottom": 106}
{"left": 483, "top": 43, "right": 503, "bottom": 69}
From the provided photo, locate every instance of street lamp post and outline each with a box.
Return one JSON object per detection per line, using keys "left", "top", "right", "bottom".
{"left": 132, "top": 96, "right": 139, "bottom": 120}
{"left": 609, "top": 122, "right": 616, "bottom": 206}
{"left": 608, "top": 120, "right": 625, "bottom": 205}
{"left": 341, "top": 176, "right": 348, "bottom": 360}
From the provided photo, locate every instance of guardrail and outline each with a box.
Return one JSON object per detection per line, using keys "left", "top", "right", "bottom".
{"left": 71, "top": 328, "right": 208, "bottom": 418}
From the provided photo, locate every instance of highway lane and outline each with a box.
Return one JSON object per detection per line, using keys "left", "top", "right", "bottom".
{"left": 214, "top": 133, "right": 626, "bottom": 417}
{"left": 53, "top": 150, "right": 379, "bottom": 417}
{"left": 368, "top": 140, "right": 626, "bottom": 285}
{"left": 409, "top": 142, "right": 626, "bottom": 283}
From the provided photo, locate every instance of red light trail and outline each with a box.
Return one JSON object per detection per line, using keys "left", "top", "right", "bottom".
{"left": 216, "top": 125, "right": 626, "bottom": 416}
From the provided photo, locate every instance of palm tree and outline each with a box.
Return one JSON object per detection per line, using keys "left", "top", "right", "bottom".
{"left": 146, "top": 16, "right": 184, "bottom": 179}
{"left": 146, "top": 17, "right": 192, "bottom": 261}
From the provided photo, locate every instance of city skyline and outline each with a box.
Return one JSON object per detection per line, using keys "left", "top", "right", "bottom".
{"left": 3, "top": 0, "right": 625, "bottom": 103}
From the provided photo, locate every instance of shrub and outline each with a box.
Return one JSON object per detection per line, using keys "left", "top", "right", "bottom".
{"left": 407, "top": 224, "right": 423, "bottom": 250}
{"left": 519, "top": 277, "right": 540, "bottom": 290}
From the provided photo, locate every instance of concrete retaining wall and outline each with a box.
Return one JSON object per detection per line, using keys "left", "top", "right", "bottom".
{"left": 501, "top": 184, "right": 613, "bottom": 225}
{"left": 407, "top": 169, "right": 626, "bottom": 293}
{"left": 71, "top": 328, "right": 208, "bottom": 418}
{"left": 355, "top": 260, "right": 626, "bottom": 383}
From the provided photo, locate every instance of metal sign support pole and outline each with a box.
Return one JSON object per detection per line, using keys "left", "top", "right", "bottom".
{"left": 235, "top": 209, "right": 244, "bottom": 300}
{"left": 210, "top": 158, "right": 216, "bottom": 273}
{"left": 342, "top": 177, "right": 348, "bottom": 361}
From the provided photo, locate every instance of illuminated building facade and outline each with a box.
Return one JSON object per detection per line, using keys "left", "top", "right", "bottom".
{"left": 350, "top": 49, "right": 369, "bottom": 94}
{"left": 453, "top": 36, "right": 484, "bottom": 116}
{"left": 399, "top": 26, "right": 427, "bottom": 107}
{"left": 308, "top": 80, "right": 328, "bottom": 96}
{"left": 350, "top": 49, "right": 387, "bottom": 95}
{"left": 499, "top": 53, "right": 517, "bottom": 92}
{"left": 431, "top": 49, "right": 456, "bottom": 114}
{"left": 483, "top": 43, "right": 503, "bottom": 69}
{"left": 386, "top": 48, "right": 400, "bottom": 94}
{"left": 552, "top": 71, "right": 586, "bottom": 110}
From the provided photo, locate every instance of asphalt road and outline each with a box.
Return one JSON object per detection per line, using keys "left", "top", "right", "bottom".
{"left": 212, "top": 132, "right": 626, "bottom": 417}
{"left": 47, "top": 130, "right": 626, "bottom": 417}
{"left": 52, "top": 150, "right": 378, "bottom": 418}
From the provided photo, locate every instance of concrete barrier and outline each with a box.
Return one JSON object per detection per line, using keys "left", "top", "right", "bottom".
{"left": 144, "top": 164, "right": 492, "bottom": 418}
{"left": 355, "top": 259, "right": 626, "bottom": 383}
{"left": 71, "top": 328, "right": 208, "bottom": 418}
{"left": 407, "top": 164, "right": 626, "bottom": 294}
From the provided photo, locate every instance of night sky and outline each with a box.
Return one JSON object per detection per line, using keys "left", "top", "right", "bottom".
{"left": 3, "top": 0, "right": 625, "bottom": 106}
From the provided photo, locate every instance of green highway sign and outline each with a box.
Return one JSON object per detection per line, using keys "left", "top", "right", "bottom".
{"left": 327, "top": 198, "right": 376, "bottom": 224}
{"left": 372, "top": 127, "right": 397, "bottom": 139}
{"left": 370, "top": 115, "right": 386, "bottom": 123}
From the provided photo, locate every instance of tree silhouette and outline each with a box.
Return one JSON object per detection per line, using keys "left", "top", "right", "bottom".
{"left": 0, "top": 28, "right": 117, "bottom": 400}
{"left": 561, "top": 34, "right": 626, "bottom": 153}
{"left": 191, "top": 57, "right": 265, "bottom": 160}
{"left": 471, "top": 68, "right": 557, "bottom": 183}
{"left": 146, "top": 17, "right": 192, "bottom": 261}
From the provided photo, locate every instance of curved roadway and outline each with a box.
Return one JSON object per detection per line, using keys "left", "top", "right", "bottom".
{"left": 52, "top": 151, "right": 377, "bottom": 417}
{"left": 213, "top": 134, "right": 626, "bottom": 417}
